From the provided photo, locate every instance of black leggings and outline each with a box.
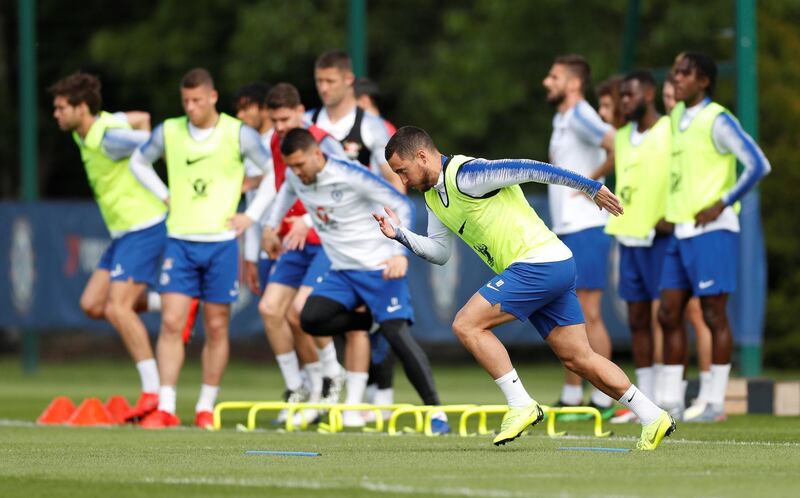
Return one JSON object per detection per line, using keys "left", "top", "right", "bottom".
{"left": 301, "top": 296, "right": 440, "bottom": 405}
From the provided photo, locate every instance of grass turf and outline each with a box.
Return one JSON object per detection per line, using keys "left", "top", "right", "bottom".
{"left": 1, "top": 358, "right": 799, "bottom": 497}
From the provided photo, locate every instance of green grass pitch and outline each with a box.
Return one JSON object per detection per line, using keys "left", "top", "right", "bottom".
{"left": 1, "top": 358, "right": 799, "bottom": 497}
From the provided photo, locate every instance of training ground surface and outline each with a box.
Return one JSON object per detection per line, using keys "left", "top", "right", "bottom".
{"left": 1, "top": 358, "right": 799, "bottom": 497}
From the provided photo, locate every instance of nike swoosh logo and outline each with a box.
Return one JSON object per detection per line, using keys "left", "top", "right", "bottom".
{"left": 628, "top": 392, "right": 635, "bottom": 402}
{"left": 698, "top": 280, "right": 715, "bottom": 290}
{"left": 458, "top": 220, "right": 466, "bottom": 235}
{"left": 512, "top": 378, "right": 519, "bottom": 384}
{"left": 486, "top": 283, "right": 500, "bottom": 292}
{"left": 186, "top": 155, "right": 210, "bottom": 165}
{"left": 386, "top": 304, "right": 402, "bottom": 313}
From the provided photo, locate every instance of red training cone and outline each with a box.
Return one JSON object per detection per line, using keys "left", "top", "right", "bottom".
{"left": 66, "top": 397, "right": 117, "bottom": 426}
{"left": 36, "top": 396, "right": 76, "bottom": 425}
{"left": 105, "top": 395, "right": 132, "bottom": 424}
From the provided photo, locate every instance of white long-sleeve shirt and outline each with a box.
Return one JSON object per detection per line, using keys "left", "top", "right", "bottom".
{"left": 265, "top": 156, "right": 413, "bottom": 271}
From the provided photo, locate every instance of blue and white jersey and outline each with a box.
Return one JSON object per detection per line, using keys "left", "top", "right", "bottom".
{"left": 548, "top": 99, "right": 613, "bottom": 235}
{"left": 673, "top": 99, "right": 771, "bottom": 239}
{"left": 265, "top": 157, "right": 413, "bottom": 271}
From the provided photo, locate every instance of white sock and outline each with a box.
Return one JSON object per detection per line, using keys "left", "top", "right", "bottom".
{"left": 653, "top": 363, "right": 664, "bottom": 405}
{"left": 635, "top": 367, "right": 655, "bottom": 401}
{"left": 618, "top": 385, "right": 661, "bottom": 426}
{"left": 709, "top": 364, "right": 731, "bottom": 406}
{"left": 590, "top": 387, "right": 613, "bottom": 408}
{"left": 304, "top": 361, "right": 324, "bottom": 402}
{"left": 146, "top": 292, "right": 161, "bottom": 312}
{"left": 495, "top": 369, "right": 534, "bottom": 408}
{"left": 374, "top": 388, "right": 394, "bottom": 406}
{"left": 365, "top": 383, "right": 378, "bottom": 403}
{"left": 345, "top": 371, "right": 368, "bottom": 405}
{"left": 276, "top": 352, "right": 303, "bottom": 391}
{"left": 158, "top": 385, "right": 177, "bottom": 414}
{"left": 681, "top": 379, "right": 688, "bottom": 404}
{"left": 660, "top": 365, "right": 685, "bottom": 406}
{"left": 560, "top": 384, "right": 583, "bottom": 406}
{"left": 318, "top": 342, "right": 342, "bottom": 378}
{"left": 195, "top": 384, "right": 219, "bottom": 413}
{"left": 136, "top": 359, "right": 160, "bottom": 393}
{"left": 697, "top": 370, "right": 712, "bottom": 402}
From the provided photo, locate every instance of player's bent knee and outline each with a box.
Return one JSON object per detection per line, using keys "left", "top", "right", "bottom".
{"left": 80, "top": 296, "right": 105, "bottom": 320}
{"left": 299, "top": 305, "right": 329, "bottom": 336}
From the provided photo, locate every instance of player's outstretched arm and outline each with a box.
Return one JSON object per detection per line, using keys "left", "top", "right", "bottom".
{"left": 373, "top": 206, "right": 454, "bottom": 265}
{"left": 456, "top": 158, "right": 604, "bottom": 198}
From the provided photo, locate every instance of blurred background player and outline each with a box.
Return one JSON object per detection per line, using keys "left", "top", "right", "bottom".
{"left": 258, "top": 83, "right": 347, "bottom": 424}
{"left": 233, "top": 82, "right": 275, "bottom": 297}
{"left": 311, "top": 52, "right": 406, "bottom": 410}
{"left": 605, "top": 70, "right": 672, "bottom": 423}
{"left": 542, "top": 54, "right": 616, "bottom": 418}
{"left": 354, "top": 75, "right": 398, "bottom": 412}
{"left": 658, "top": 52, "right": 771, "bottom": 422}
{"left": 49, "top": 72, "right": 171, "bottom": 422}
{"left": 269, "top": 128, "right": 449, "bottom": 432}
{"left": 309, "top": 50, "right": 403, "bottom": 191}
{"left": 655, "top": 75, "right": 714, "bottom": 415}
{"left": 355, "top": 77, "right": 397, "bottom": 135}
{"left": 379, "top": 126, "right": 674, "bottom": 450}
{"left": 129, "top": 68, "right": 276, "bottom": 428}
{"left": 596, "top": 75, "right": 626, "bottom": 129}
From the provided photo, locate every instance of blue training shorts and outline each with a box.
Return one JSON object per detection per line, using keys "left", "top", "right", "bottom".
{"left": 98, "top": 221, "right": 166, "bottom": 286}
{"left": 478, "top": 259, "right": 585, "bottom": 339}
{"left": 158, "top": 238, "right": 240, "bottom": 303}
{"left": 659, "top": 230, "right": 738, "bottom": 296}
{"left": 310, "top": 269, "right": 414, "bottom": 324}
{"left": 559, "top": 226, "right": 611, "bottom": 290}
{"left": 618, "top": 234, "right": 670, "bottom": 302}
{"left": 269, "top": 244, "right": 330, "bottom": 289}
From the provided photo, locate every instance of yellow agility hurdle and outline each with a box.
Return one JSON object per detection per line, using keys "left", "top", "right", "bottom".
{"left": 212, "top": 401, "right": 284, "bottom": 431}
{"left": 458, "top": 405, "right": 509, "bottom": 437}
{"left": 422, "top": 405, "right": 477, "bottom": 436}
{"left": 543, "top": 405, "right": 611, "bottom": 438}
{"left": 323, "top": 403, "right": 415, "bottom": 433}
{"left": 387, "top": 405, "right": 428, "bottom": 435}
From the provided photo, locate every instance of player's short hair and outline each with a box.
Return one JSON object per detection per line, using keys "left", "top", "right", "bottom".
{"left": 266, "top": 83, "right": 302, "bottom": 110}
{"left": 48, "top": 72, "right": 102, "bottom": 114}
{"left": 554, "top": 54, "right": 592, "bottom": 93}
{"left": 623, "top": 70, "right": 657, "bottom": 89}
{"left": 281, "top": 128, "right": 318, "bottom": 157}
{"left": 675, "top": 51, "right": 717, "bottom": 96}
{"left": 385, "top": 126, "right": 436, "bottom": 161}
{"left": 354, "top": 78, "right": 380, "bottom": 99}
{"left": 233, "top": 82, "right": 270, "bottom": 110}
{"left": 181, "top": 68, "right": 215, "bottom": 89}
{"left": 315, "top": 49, "right": 352, "bottom": 72}
{"left": 596, "top": 75, "right": 623, "bottom": 97}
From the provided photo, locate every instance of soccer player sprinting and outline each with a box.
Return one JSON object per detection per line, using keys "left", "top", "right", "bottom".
{"left": 49, "top": 72, "right": 185, "bottom": 422}
{"left": 265, "top": 128, "right": 449, "bottom": 432}
{"left": 258, "top": 83, "right": 348, "bottom": 424}
{"left": 658, "top": 52, "right": 770, "bottom": 422}
{"left": 604, "top": 71, "right": 672, "bottom": 423}
{"left": 543, "top": 55, "right": 616, "bottom": 418}
{"left": 129, "top": 68, "right": 276, "bottom": 429}
{"left": 376, "top": 126, "right": 675, "bottom": 449}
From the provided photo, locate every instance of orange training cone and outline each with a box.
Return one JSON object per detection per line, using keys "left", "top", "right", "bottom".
{"left": 66, "top": 397, "right": 117, "bottom": 426}
{"left": 36, "top": 396, "right": 76, "bottom": 425}
{"left": 105, "top": 395, "right": 132, "bottom": 424}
